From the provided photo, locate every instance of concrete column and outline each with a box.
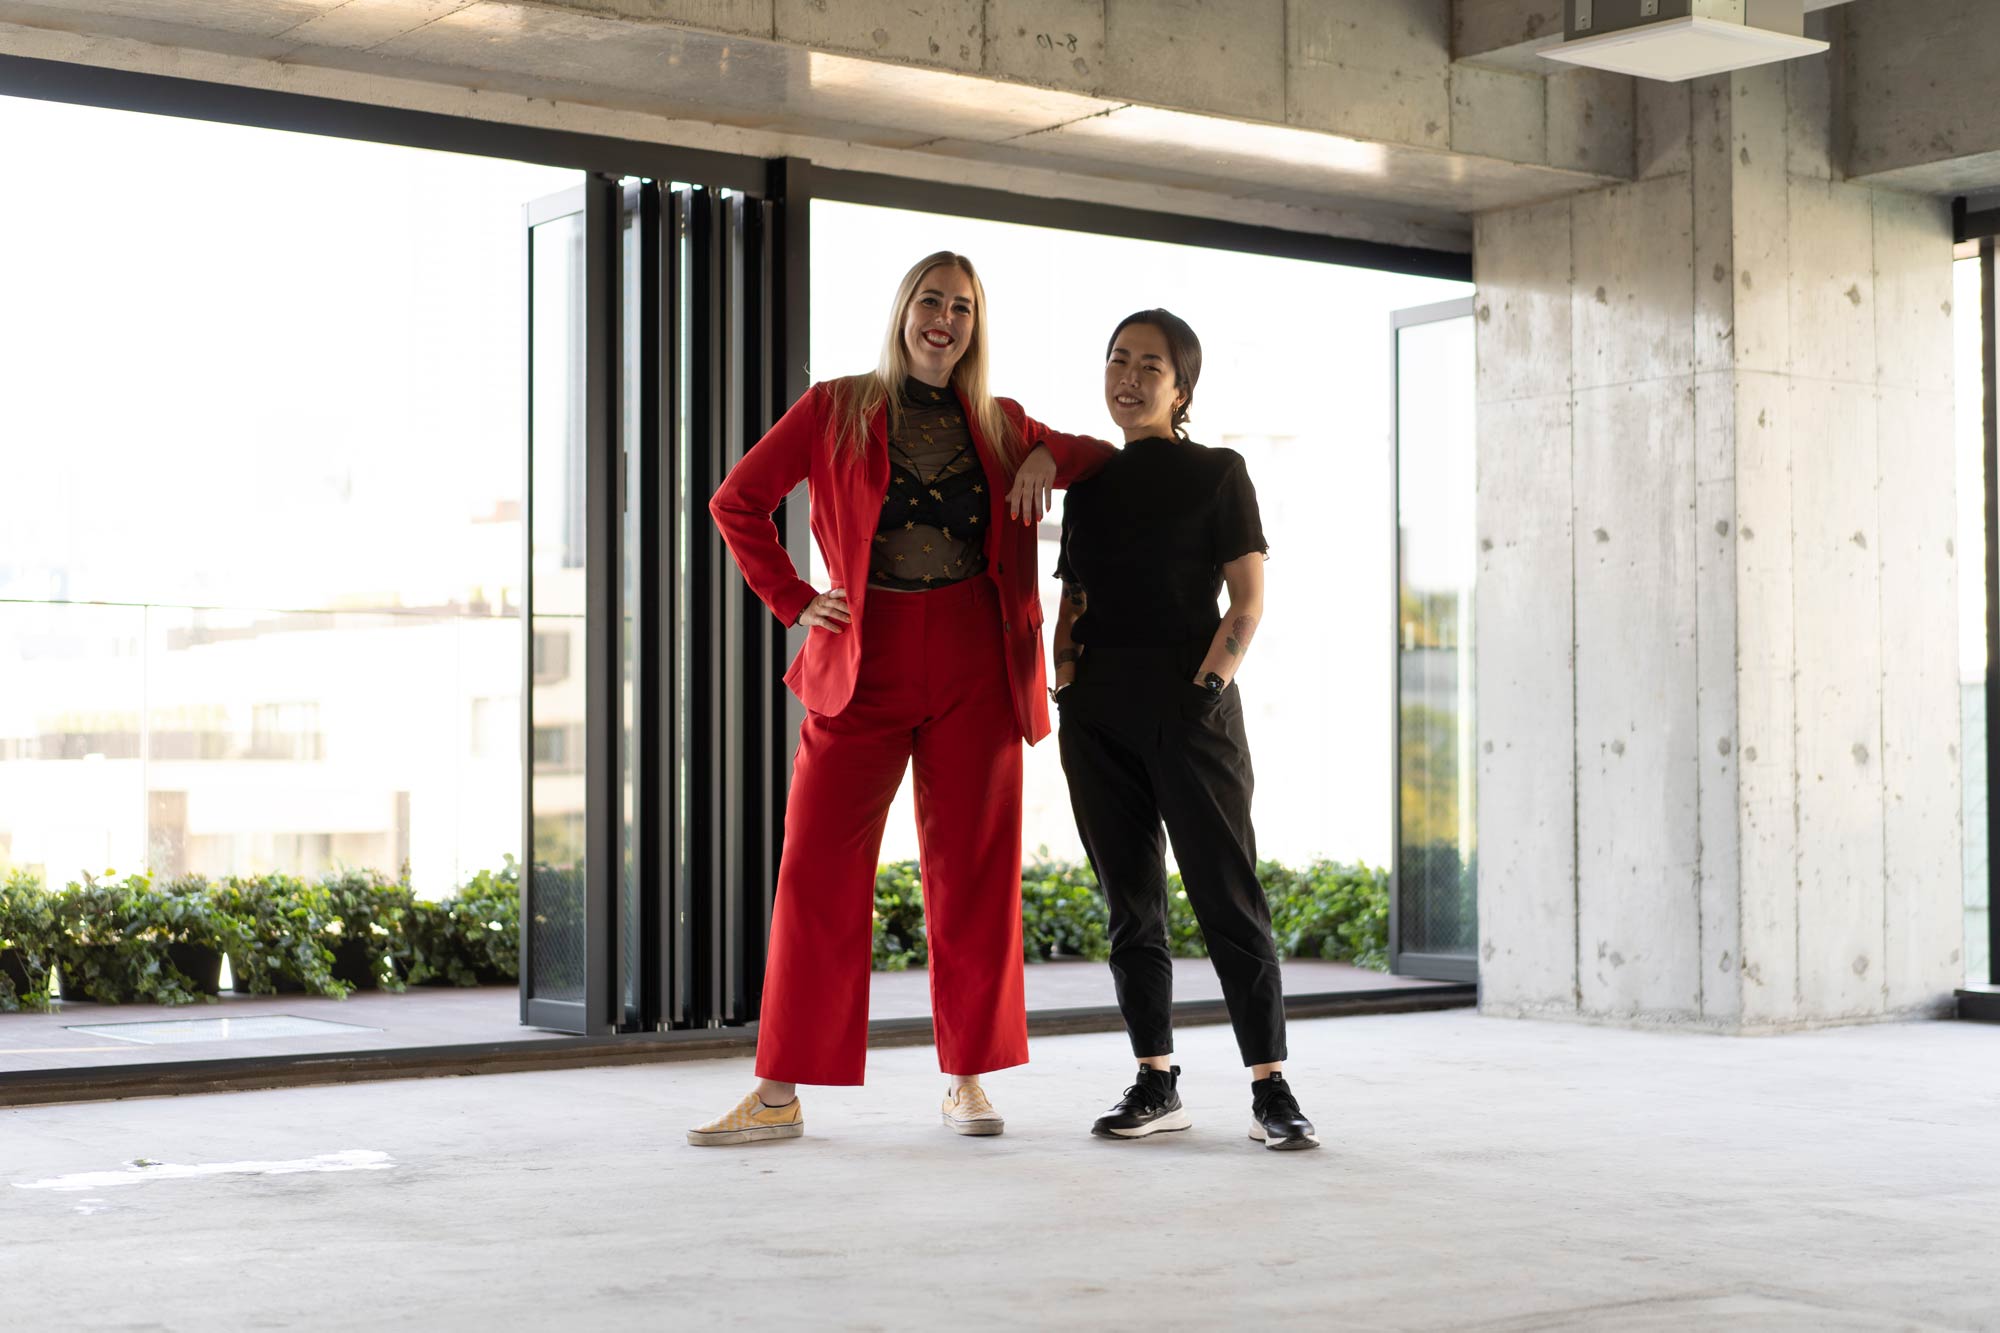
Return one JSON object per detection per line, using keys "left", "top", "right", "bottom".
{"left": 1473, "top": 36, "right": 1964, "bottom": 1031}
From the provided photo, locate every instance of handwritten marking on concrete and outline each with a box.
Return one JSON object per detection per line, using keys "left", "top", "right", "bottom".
{"left": 14, "top": 1149, "right": 394, "bottom": 1193}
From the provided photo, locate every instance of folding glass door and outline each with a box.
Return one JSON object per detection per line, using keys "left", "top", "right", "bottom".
{"left": 1391, "top": 298, "right": 1479, "bottom": 981}
{"left": 524, "top": 182, "right": 603, "bottom": 1032}
{"left": 523, "top": 176, "right": 788, "bottom": 1034}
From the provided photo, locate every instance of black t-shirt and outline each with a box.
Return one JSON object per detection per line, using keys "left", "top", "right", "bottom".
{"left": 1056, "top": 436, "right": 1267, "bottom": 686}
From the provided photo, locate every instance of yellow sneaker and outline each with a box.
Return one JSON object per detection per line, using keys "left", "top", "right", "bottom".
{"left": 687, "top": 1091, "right": 804, "bottom": 1147}
{"left": 941, "top": 1083, "right": 1005, "bottom": 1136}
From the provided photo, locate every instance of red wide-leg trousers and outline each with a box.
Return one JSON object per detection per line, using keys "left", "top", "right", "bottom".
{"left": 755, "top": 575, "right": 1028, "bottom": 1086}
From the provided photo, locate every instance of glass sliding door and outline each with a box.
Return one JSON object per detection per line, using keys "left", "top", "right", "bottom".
{"left": 1962, "top": 238, "right": 1999, "bottom": 990}
{"left": 523, "top": 175, "right": 788, "bottom": 1036}
{"left": 523, "top": 180, "right": 618, "bottom": 1033}
{"left": 1391, "top": 299, "right": 1478, "bottom": 981}
{"left": 802, "top": 195, "right": 1470, "bottom": 1018}
{"left": 674, "top": 184, "right": 788, "bottom": 1027}
{"left": 679, "top": 184, "right": 728, "bottom": 1028}
{"left": 620, "top": 179, "right": 661, "bottom": 1032}
{"left": 723, "top": 189, "right": 786, "bottom": 1025}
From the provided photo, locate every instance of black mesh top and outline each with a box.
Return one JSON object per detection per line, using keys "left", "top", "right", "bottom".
{"left": 868, "top": 378, "right": 989, "bottom": 591}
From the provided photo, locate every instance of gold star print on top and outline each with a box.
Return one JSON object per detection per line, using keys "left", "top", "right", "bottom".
{"left": 869, "top": 378, "right": 989, "bottom": 591}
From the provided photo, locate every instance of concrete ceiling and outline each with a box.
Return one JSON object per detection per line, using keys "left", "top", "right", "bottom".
{"left": 0, "top": 0, "right": 1646, "bottom": 250}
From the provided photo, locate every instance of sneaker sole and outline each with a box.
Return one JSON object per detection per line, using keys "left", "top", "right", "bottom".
{"left": 1248, "top": 1118, "right": 1321, "bottom": 1151}
{"left": 1093, "top": 1107, "right": 1194, "bottom": 1139}
{"left": 686, "top": 1122, "right": 804, "bottom": 1147}
{"left": 943, "top": 1115, "right": 1006, "bottom": 1136}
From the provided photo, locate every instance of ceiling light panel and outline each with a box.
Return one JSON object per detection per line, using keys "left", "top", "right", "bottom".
{"left": 1542, "top": 15, "right": 1828, "bottom": 80}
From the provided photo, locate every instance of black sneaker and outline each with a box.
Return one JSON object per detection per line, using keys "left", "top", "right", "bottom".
{"left": 1091, "top": 1065, "right": 1193, "bottom": 1139}
{"left": 1249, "top": 1072, "right": 1320, "bottom": 1151}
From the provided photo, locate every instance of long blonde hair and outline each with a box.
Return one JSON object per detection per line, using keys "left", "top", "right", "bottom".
{"left": 832, "top": 251, "right": 1019, "bottom": 471}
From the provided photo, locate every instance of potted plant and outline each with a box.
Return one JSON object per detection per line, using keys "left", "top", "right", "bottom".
{"left": 869, "top": 861, "right": 927, "bottom": 973}
{"left": 1163, "top": 873, "right": 1209, "bottom": 959}
{"left": 406, "top": 858, "right": 520, "bottom": 986}
{"left": 1020, "top": 857, "right": 1109, "bottom": 963}
{"left": 319, "top": 868, "right": 412, "bottom": 991}
{"left": 54, "top": 871, "right": 241, "bottom": 1005}
{"left": 1265, "top": 859, "right": 1390, "bottom": 969}
{"left": 209, "top": 874, "right": 347, "bottom": 997}
{"left": 0, "top": 869, "right": 57, "bottom": 1013}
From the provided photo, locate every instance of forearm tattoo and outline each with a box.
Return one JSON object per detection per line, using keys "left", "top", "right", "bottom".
{"left": 1063, "top": 578, "right": 1087, "bottom": 609}
{"left": 1054, "top": 647, "right": 1080, "bottom": 666}
{"left": 1224, "top": 614, "right": 1257, "bottom": 658}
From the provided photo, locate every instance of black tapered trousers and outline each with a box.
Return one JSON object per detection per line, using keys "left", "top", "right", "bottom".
{"left": 1056, "top": 678, "right": 1287, "bottom": 1067}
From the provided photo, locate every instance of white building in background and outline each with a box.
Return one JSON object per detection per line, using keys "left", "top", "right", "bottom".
{"left": 0, "top": 514, "right": 529, "bottom": 897}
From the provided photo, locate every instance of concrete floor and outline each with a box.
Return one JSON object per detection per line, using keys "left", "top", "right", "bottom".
{"left": 6, "top": 1011, "right": 1998, "bottom": 1331}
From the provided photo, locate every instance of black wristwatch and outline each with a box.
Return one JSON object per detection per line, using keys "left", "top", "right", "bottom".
{"left": 1199, "top": 671, "right": 1226, "bottom": 695}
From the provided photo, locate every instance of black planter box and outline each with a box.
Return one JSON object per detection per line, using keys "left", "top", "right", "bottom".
{"left": 329, "top": 938, "right": 383, "bottom": 990}
{"left": 1, "top": 947, "right": 36, "bottom": 997}
{"left": 233, "top": 939, "right": 379, "bottom": 994}
{"left": 163, "top": 943, "right": 223, "bottom": 996}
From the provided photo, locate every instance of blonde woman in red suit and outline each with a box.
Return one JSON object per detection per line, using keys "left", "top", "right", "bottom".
{"left": 689, "top": 251, "right": 1113, "bottom": 1146}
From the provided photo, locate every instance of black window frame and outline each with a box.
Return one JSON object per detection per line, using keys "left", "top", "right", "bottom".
{"left": 799, "top": 161, "right": 1471, "bottom": 281}
{"left": 793, "top": 160, "right": 1479, "bottom": 1002}
{"left": 0, "top": 54, "right": 768, "bottom": 194}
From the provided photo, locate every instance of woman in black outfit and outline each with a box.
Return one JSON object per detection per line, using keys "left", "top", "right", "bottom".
{"left": 1051, "top": 309, "right": 1319, "bottom": 1151}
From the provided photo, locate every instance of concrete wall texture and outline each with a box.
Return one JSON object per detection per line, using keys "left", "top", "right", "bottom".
{"left": 557, "top": 0, "right": 1642, "bottom": 177}
{"left": 1843, "top": 0, "right": 2000, "bottom": 193}
{"left": 1473, "top": 26, "right": 1966, "bottom": 1031}
{"left": 10, "top": 3, "right": 2000, "bottom": 246}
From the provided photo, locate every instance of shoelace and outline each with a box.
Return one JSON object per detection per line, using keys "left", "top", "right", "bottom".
{"left": 1257, "top": 1081, "right": 1303, "bottom": 1121}
{"left": 1117, "top": 1078, "right": 1171, "bottom": 1115}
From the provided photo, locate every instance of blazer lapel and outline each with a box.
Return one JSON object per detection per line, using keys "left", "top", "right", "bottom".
{"left": 862, "top": 404, "right": 891, "bottom": 590}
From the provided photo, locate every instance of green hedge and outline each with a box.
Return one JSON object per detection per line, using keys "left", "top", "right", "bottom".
{"left": 404, "top": 864, "right": 520, "bottom": 988}
{"left": 1, "top": 852, "right": 1387, "bottom": 1012}
{"left": 0, "top": 869, "right": 59, "bottom": 1012}
{"left": 877, "top": 856, "right": 1389, "bottom": 973}
{"left": 0, "top": 860, "right": 522, "bottom": 1012}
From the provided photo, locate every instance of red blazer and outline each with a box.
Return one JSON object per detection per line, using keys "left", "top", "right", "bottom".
{"left": 710, "top": 381, "right": 1113, "bottom": 745}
